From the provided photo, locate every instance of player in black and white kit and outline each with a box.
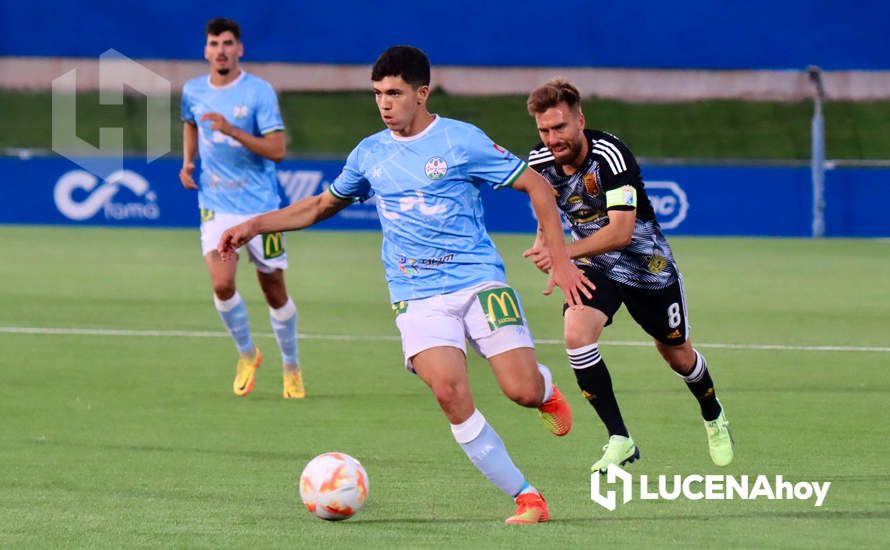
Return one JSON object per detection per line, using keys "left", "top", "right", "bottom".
{"left": 523, "top": 79, "right": 734, "bottom": 471}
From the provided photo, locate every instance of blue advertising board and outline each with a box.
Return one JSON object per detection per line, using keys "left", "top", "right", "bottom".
{"left": 1, "top": 155, "right": 888, "bottom": 237}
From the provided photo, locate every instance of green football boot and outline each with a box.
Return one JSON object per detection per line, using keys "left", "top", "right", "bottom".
{"left": 705, "top": 410, "right": 735, "bottom": 466}
{"left": 591, "top": 435, "right": 640, "bottom": 474}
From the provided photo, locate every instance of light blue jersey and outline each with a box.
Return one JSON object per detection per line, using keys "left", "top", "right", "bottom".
{"left": 330, "top": 116, "right": 527, "bottom": 302}
{"left": 181, "top": 71, "right": 284, "bottom": 215}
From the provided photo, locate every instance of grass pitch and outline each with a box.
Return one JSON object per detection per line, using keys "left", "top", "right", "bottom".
{"left": 1, "top": 226, "right": 888, "bottom": 547}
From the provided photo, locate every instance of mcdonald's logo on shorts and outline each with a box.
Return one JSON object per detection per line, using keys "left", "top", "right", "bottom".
{"left": 478, "top": 287, "right": 524, "bottom": 331}
{"left": 262, "top": 232, "right": 285, "bottom": 259}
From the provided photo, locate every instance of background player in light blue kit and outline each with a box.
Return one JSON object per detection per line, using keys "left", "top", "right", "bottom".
{"left": 218, "top": 46, "right": 595, "bottom": 524}
{"left": 180, "top": 17, "right": 304, "bottom": 399}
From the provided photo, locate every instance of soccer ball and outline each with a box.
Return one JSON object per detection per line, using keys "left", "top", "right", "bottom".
{"left": 299, "top": 452, "right": 369, "bottom": 521}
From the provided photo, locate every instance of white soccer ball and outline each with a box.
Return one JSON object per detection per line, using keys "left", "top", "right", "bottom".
{"left": 299, "top": 452, "right": 369, "bottom": 521}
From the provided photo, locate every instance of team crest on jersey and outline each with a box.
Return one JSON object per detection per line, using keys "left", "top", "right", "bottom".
{"left": 583, "top": 172, "right": 600, "bottom": 195}
{"left": 425, "top": 157, "right": 448, "bottom": 180}
{"left": 232, "top": 105, "right": 248, "bottom": 119}
{"left": 647, "top": 253, "right": 668, "bottom": 273}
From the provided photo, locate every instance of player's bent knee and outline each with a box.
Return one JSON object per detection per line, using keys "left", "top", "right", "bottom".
{"left": 656, "top": 341, "right": 695, "bottom": 372}
{"left": 510, "top": 390, "right": 541, "bottom": 408}
{"left": 565, "top": 326, "right": 598, "bottom": 349}
{"left": 213, "top": 283, "right": 236, "bottom": 300}
{"left": 262, "top": 290, "right": 289, "bottom": 309}
{"left": 501, "top": 382, "right": 543, "bottom": 408}
{"left": 564, "top": 321, "right": 600, "bottom": 349}
{"left": 667, "top": 354, "right": 695, "bottom": 373}
{"left": 431, "top": 382, "right": 466, "bottom": 410}
{"left": 431, "top": 384, "right": 476, "bottom": 423}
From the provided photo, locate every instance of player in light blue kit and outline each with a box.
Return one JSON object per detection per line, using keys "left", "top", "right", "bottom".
{"left": 218, "top": 46, "right": 595, "bottom": 523}
{"left": 180, "top": 17, "right": 304, "bottom": 399}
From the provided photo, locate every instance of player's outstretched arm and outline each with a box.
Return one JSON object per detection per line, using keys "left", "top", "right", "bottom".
{"left": 217, "top": 191, "right": 351, "bottom": 261}
{"left": 512, "top": 169, "right": 595, "bottom": 307}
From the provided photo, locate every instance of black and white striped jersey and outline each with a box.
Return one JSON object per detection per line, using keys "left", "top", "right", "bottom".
{"left": 529, "top": 129, "right": 678, "bottom": 290}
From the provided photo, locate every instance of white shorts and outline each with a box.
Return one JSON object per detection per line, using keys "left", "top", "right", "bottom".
{"left": 200, "top": 212, "right": 288, "bottom": 274}
{"left": 394, "top": 281, "right": 536, "bottom": 373}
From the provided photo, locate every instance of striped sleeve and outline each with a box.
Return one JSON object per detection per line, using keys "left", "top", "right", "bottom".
{"left": 492, "top": 160, "right": 527, "bottom": 190}
{"left": 591, "top": 139, "right": 627, "bottom": 175}
{"left": 528, "top": 146, "right": 554, "bottom": 167}
{"left": 256, "top": 80, "right": 285, "bottom": 135}
{"left": 329, "top": 145, "right": 372, "bottom": 201}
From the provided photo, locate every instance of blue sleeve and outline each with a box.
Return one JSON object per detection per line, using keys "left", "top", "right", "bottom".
{"left": 329, "top": 145, "right": 373, "bottom": 202}
{"left": 256, "top": 82, "right": 285, "bottom": 134}
{"left": 180, "top": 88, "right": 195, "bottom": 123}
{"left": 463, "top": 125, "right": 527, "bottom": 190}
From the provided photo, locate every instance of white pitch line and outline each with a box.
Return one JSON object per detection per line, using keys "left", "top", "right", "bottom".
{"left": 1, "top": 325, "right": 888, "bottom": 353}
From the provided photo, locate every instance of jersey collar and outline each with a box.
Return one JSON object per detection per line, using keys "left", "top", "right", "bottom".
{"left": 390, "top": 114, "right": 440, "bottom": 142}
{"left": 207, "top": 70, "right": 246, "bottom": 90}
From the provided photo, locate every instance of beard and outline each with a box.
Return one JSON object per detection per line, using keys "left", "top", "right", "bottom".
{"left": 217, "top": 68, "right": 231, "bottom": 76}
{"left": 552, "top": 139, "right": 584, "bottom": 167}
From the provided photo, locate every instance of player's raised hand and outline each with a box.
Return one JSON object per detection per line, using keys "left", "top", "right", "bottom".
{"left": 201, "top": 112, "right": 234, "bottom": 135}
{"left": 179, "top": 162, "right": 197, "bottom": 190}
{"left": 217, "top": 220, "right": 257, "bottom": 262}
{"left": 522, "top": 243, "right": 552, "bottom": 274}
{"left": 544, "top": 257, "right": 596, "bottom": 308}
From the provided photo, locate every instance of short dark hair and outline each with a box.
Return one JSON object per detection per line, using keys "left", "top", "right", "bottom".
{"left": 371, "top": 45, "right": 430, "bottom": 88}
{"left": 206, "top": 17, "right": 241, "bottom": 40}
{"left": 527, "top": 78, "right": 582, "bottom": 115}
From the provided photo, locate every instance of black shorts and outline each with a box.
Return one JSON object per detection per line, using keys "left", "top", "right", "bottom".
{"left": 563, "top": 265, "right": 689, "bottom": 346}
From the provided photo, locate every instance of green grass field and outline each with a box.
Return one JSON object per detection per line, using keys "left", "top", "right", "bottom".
{"left": 1, "top": 226, "right": 889, "bottom": 547}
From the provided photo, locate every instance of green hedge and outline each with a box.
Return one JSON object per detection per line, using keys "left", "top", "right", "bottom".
{"left": 3, "top": 91, "right": 888, "bottom": 160}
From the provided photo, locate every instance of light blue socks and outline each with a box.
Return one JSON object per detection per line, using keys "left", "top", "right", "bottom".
{"left": 214, "top": 292, "right": 253, "bottom": 354}
{"left": 269, "top": 297, "right": 299, "bottom": 369}
{"left": 451, "top": 409, "right": 527, "bottom": 497}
